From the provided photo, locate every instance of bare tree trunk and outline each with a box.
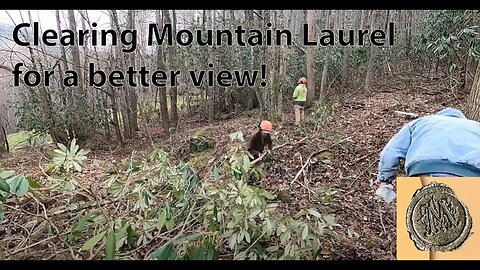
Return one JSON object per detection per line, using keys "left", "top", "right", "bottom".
{"left": 79, "top": 11, "right": 90, "bottom": 92}
{"left": 110, "top": 10, "right": 132, "bottom": 139}
{"left": 306, "top": 10, "right": 317, "bottom": 105}
{"left": 364, "top": 10, "right": 377, "bottom": 92}
{"left": 319, "top": 56, "right": 330, "bottom": 102}
{"left": 465, "top": 55, "right": 477, "bottom": 92}
{"left": 67, "top": 10, "right": 84, "bottom": 97}
{"left": 165, "top": 10, "right": 179, "bottom": 128}
{"left": 267, "top": 11, "right": 277, "bottom": 114}
{"left": 155, "top": 10, "right": 170, "bottom": 135}
{"left": 382, "top": 10, "right": 392, "bottom": 76}
{"left": 405, "top": 10, "right": 412, "bottom": 57}
{"left": 245, "top": 10, "right": 265, "bottom": 116}
{"left": 83, "top": 10, "right": 111, "bottom": 140}
{"left": 67, "top": 10, "right": 87, "bottom": 139}
{"left": 262, "top": 10, "right": 272, "bottom": 117}
{"left": 0, "top": 116, "right": 7, "bottom": 153}
{"left": 127, "top": 10, "right": 139, "bottom": 132}
{"left": 56, "top": 10, "right": 70, "bottom": 106}
{"left": 277, "top": 10, "right": 288, "bottom": 118}
{"left": 208, "top": 10, "right": 215, "bottom": 123}
{"left": 360, "top": 10, "right": 366, "bottom": 29}
{"left": 341, "top": 10, "right": 353, "bottom": 95}
{"left": 106, "top": 55, "right": 124, "bottom": 144}
{"left": 245, "top": 10, "right": 256, "bottom": 111}
{"left": 466, "top": 61, "right": 480, "bottom": 121}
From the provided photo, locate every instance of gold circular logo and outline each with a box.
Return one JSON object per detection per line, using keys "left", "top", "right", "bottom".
{"left": 406, "top": 182, "right": 472, "bottom": 252}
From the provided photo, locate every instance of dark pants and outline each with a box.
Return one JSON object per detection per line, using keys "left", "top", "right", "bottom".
{"left": 413, "top": 173, "right": 459, "bottom": 177}
{"left": 249, "top": 150, "right": 261, "bottom": 160}
{"left": 294, "top": 101, "right": 306, "bottom": 107}
{"left": 247, "top": 150, "right": 262, "bottom": 185}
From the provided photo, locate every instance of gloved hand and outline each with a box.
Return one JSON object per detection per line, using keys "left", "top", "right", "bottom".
{"left": 375, "top": 182, "right": 397, "bottom": 203}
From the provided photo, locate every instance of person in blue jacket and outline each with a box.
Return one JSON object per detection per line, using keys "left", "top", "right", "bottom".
{"left": 376, "top": 107, "right": 480, "bottom": 202}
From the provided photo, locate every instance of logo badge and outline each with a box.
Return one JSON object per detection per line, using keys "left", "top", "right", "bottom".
{"left": 406, "top": 182, "right": 472, "bottom": 252}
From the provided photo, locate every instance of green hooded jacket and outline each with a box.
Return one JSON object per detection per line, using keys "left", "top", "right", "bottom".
{"left": 292, "top": 84, "right": 307, "bottom": 102}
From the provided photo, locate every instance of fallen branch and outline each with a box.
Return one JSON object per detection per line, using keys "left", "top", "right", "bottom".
{"left": 250, "top": 136, "right": 309, "bottom": 166}
{"left": 343, "top": 188, "right": 357, "bottom": 197}
{"left": 378, "top": 206, "right": 387, "bottom": 236}
{"left": 298, "top": 154, "right": 315, "bottom": 200}
{"left": 393, "top": 111, "right": 418, "bottom": 118}
{"left": 6, "top": 234, "right": 64, "bottom": 256}
{"left": 29, "top": 193, "right": 85, "bottom": 259}
{"left": 349, "top": 153, "right": 374, "bottom": 166}
{"left": 273, "top": 136, "right": 308, "bottom": 150}
{"left": 441, "top": 96, "right": 460, "bottom": 105}
{"left": 291, "top": 137, "right": 351, "bottom": 185}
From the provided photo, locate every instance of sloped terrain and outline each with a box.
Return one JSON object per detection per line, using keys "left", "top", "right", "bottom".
{"left": 0, "top": 74, "right": 463, "bottom": 260}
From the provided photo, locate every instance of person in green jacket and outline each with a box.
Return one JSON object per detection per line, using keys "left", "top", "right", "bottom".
{"left": 292, "top": 77, "right": 308, "bottom": 125}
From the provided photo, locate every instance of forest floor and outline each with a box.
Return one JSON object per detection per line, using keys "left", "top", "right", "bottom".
{"left": 0, "top": 73, "right": 464, "bottom": 260}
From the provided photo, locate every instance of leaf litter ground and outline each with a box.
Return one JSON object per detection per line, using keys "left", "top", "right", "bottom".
{"left": 0, "top": 74, "right": 463, "bottom": 260}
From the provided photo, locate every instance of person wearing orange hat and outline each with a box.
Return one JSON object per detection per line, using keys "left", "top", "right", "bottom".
{"left": 247, "top": 120, "right": 273, "bottom": 160}
{"left": 293, "top": 77, "right": 308, "bottom": 126}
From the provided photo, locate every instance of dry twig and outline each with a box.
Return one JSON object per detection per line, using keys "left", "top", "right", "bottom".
{"left": 291, "top": 137, "right": 351, "bottom": 185}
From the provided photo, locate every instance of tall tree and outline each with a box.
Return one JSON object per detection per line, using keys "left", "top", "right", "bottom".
{"left": 276, "top": 10, "right": 288, "bottom": 118}
{"left": 127, "top": 10, "right": 139, "bottom": 132}
{"left": 340, "top": 10, "right": 353, "bottom": 95}
{"left": 262, "top": 10, "right": 273, "bottom": 116}
{"left": 82, "top": 10, "right": 111, "bottom": 139}
{"left": 245, "top": 10, "right": 256, "bottom": 111}
{"left": 155, "top": 10, "right": 171, "bottom": 135}
{"left": 164, "top": 10, "right": 179, "bottom": 128}
{"left": 106, "top": 53, "right": 124, "bottom": 144}
{"left": 306, "top": 9, "right": 317, "bottom": 105}
{"left": 208, "top": 10, "right": 215, "bottom": 123}
{"left": 55, "top": 10, "right": 70, "bottom": 106}
{"left": 246, "top": 10, "right": 265, "bottom": 117}
{"left": 364, "top": 10, "right": 378, "bottom": 92}
{"left": 67, "top": 10, "right": 84, "bottom": 97}
{"left": 319, "top": 10, "right": 332, "bottom": 102}
{"left": 111, "top": 10, "right": 133, "bottom": 139}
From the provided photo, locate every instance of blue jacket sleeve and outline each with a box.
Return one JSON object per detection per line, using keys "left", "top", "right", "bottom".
{"left": 378, "top": 123, "right": 413, "bottom": 182}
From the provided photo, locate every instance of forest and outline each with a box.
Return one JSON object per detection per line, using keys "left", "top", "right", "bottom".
{"left": 0, "top": 9, "right": 479, "bottom": 260}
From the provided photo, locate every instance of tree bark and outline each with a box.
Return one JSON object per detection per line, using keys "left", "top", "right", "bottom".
{"left": 319, "top": 10, "right": 332, "bottom": 102}
{"left": 110, "top": 10, "right": 132, "bottom": 139}
{"left": 208, "top": 10, "right": 215, "bottom": 123}
{"left": 127, "top": 10, "right": 140, "bottom": 132}
{"left": 464, "top": 55, "right": 477, "bottom": 92}
{"left": 106, "top": 54, "right": 124, "bottom": 144}
{"left": 341, "top": 10, "right": 352, "bottom": 94}
{"left": 245, "top": 10, "right": 256, "bottom": 111}
{"left": 364, "top": 10, "right": 378, "bottom": 92}
{"left": 306, "top": 10, "right": 317, "bottom": 105}
{"left": 67, "top": 10, "right": 84, "bottom": 97}
{"left": 0, "top": 115, "right": 7, "bottom": 153}
{"left": 165, "top": 10, "right": 179, "bottom": 128}
{"left": 155, "top": 10, "right": 171, "bottom": 135}
{"left": 466, "top": 61, "right": 480, "bottom": 121}
{"left": 56, "top": 10, "right": 70, "bottom": 106}
{"left": 83, "top": 10, "right": 111, "bottom": 140}
{"left": 277, "top": 10, "right": 288, "bottom": 118}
